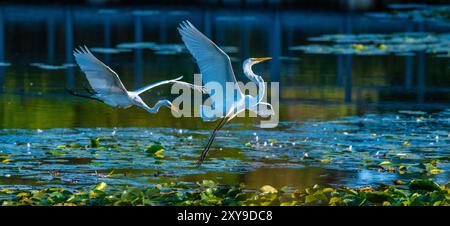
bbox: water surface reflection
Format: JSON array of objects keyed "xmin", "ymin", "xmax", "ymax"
[{"xmin": 0, "ymin": 5, "xmax": 448, "ymax": 129}]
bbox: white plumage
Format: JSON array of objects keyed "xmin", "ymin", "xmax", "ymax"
[
  {"xmin": 70, "ymin": 46, "xmax": 204, "ymax": 113},
  {"xmin": 178, "ymin": 20, "xmax": 274, "ymax": 164}
]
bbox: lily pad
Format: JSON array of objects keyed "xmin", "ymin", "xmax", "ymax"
[
  {"xmin": 260, "ymin": 185, "xmax": 278, "ymax": 194},
  {"xmin": 408, "ymin": 179, "xmax": 441, "ymax": 191}
]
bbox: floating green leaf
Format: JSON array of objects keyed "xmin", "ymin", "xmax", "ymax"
[
  {"xmin": 145, "ymin": 144, "xmax": 165, "ymax": 154},
  {"xmin": 408, "ymin": 179, "xmax": 441, "ymax": 191},
  {"xmin": 90, "ymin": 138, "xmax": 101, "ymax": 148},
  {"xmin": 260, "ymin": 185, "xmax": 278, "ymax": 194},
  {"xmin": 94, "ymin": 182, "xmax": 108, "ymax": 191},
  {"xmin": 379, "ymin": 161, "xmax": 392, "ymax": 166}
]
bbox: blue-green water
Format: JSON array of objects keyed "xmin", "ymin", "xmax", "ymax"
[{"xmin": 1, "ymin": 110, "xmax": 449, "ymax": 192}]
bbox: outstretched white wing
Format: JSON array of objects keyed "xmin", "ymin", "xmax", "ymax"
[
  {"xmin": 132, "ymin": 76, "xmax": 206, "ymax": 95},
  {"xmin": 178, "ymin": 20, "xmax": 243, "ymax": 98},
  {"xmin": 74, "ymin": 46, "xmax": 128, "ymax": 95}
]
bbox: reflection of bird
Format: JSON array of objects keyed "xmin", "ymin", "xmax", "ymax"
[
  {"xmin": 67, "ymin": 46, "xmax": 204, "ymax": 113},
  {"xmin": 178, "ymin": 21, "xmax": 275, "ymax": 165}
]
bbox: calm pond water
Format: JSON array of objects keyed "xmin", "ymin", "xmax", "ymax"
[{"xmin": 0, "ymin": 4, "xmax": 449, "ymax": 192}]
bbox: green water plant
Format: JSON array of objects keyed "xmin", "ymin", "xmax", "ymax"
[{"xmin": 1, "ymin": 179, "xmax": 448, "ymax": 206}]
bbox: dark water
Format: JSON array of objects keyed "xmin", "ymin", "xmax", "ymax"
[{"xmin": 0, "ymin": 5, "xmax": 449, "ymax": 192}]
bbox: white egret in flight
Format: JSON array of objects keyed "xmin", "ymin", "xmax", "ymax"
[
  {"xmin": 67, "ymin": 46, "xmax": 205, "ymax": 113},
  {"xmin": 178, "ymin": 21, "xmax": 275, "ymax": 165}
]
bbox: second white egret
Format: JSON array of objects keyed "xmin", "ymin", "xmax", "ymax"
[{"xmin": 67, "ymin": 46, "xmax": 205, "ymax": 113}]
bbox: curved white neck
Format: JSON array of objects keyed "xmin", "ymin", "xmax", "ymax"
[
  {"xmin": 243, "ymin": 62, "xmax": 256, "ymax": 80},
  {"xmin": 141, "ymin": 100, "xmax": 166, "ymax": 113},
  {"xmin": 243, "ymin": 62, "xmax": 265, "ymax": 103},
  {"xmin": 151, "ymin": 100, "xmax": 167, "ymax": 113}
]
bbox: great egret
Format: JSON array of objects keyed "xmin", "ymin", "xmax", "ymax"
[
  {"xmin": 67, "ymin": 46, "xmax": 205, "ymax": 113},
  {"xmin": 178, "ymin": 21, "xmax": 274, "ymax": 165}
]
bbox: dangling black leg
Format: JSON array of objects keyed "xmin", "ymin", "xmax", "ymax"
[
  {"xmin": 65, "ymin": 88, "xmax": 103, "ymax": 103},
  {"xmin": 196, "ymin": 117, "xmax": 228, "ymax": 166},
  {"xmin": 196, "ymin": 108, "xmax": 247, "ymax": 166}
]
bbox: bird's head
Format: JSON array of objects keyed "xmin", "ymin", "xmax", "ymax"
[
  {"xmin": 243, "ymin": 57, "xmax": 272, "ymax": 81},
  {"xmin": 160, "ymin": 100, "xmax": 179, "ymax": 113},
  {"xmin": 243, "ymin": 57, "xmax": 272, "ymax": 76},
  {"xmin": 245, "ymin": 57, "xmax": 272, "ymax": 66}
]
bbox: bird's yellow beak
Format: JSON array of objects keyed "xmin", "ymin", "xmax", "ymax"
[
  {"xmin": 254, "ymin": 57, "xmax": 272, "ymax": 62},
  {"xmin": 169, "ymin": 104, "xmax": 179, "ymax": 113}
]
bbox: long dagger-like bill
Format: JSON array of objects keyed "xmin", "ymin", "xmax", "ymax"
[{"xmin": 254, "ymin": 57, "xmax": 272, "ymax": 62}]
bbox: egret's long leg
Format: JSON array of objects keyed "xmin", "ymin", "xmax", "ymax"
[
  {"xmin": 65, "ymin": 88, "xmax": 103, "ymax": 103},
  {"xmin": 196, "ymin": 109, "xmax": 247, "ymax": 165},
  {"xmin": 196, "ymin": 117, "xmax": 228, "ymax": 166}
]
